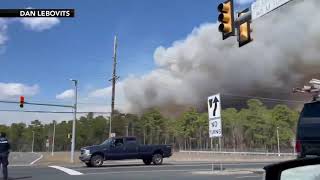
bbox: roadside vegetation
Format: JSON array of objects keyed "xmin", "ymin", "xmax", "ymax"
[{"xmin": 0, "ymin": 99, "xmax": 299, "ymax": 152}]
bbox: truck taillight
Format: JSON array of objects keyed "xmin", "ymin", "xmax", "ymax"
[{"xmin": 295, "ymin": 140, "xmax": 301, "ymax": 153}]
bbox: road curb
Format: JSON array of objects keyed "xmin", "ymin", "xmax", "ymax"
[{"xmin": 192, "ymin": 170, "xmax": 253, "ymax": 175}]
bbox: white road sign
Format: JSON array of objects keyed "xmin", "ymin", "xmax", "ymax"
[
  {"xmin": 208, "ymin": 94, "xmax": 222, "ymax": 137},
  {"xmin": 46, "ymin": 139, "xmax": 49, "ymax": 148},
  {"xmin": 208, "ymin": 94, "xmax": 221, "ymax": 119},
  {"xmin": 251, "ymin": 0, "xmax": 292, "ymax": 20},
  {"xmin": 209, "ymin": 118, "xmax": 222, "ymax": 137}
]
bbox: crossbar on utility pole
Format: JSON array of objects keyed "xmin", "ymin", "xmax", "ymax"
[{"xmin": 109, "ymin": 35, "xmax": 118, "ymax": 138}]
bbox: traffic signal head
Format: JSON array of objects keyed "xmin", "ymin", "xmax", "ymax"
[
  {"xmin": 238, "ymin": 21, "xmax": 252, "ymax": 47},
  {"xmin": 237, "ymin": 10, "xmax": 252, "ymax": 47},
  {"xmin": 217, "ymin": 0, "xmax": 235, "ymax": 40},
  {"xmin": 19, "ymin": 96, "xmax": 24, "ymax": 108}
]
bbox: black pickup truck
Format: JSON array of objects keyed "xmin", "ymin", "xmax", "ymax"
[
  {"xmin": 79, "ymin": 136, "xmax": 172, "ymax": 167},
  {"xmin": 296, "ymin": 101, "xmax": 320, "ymax": 158}
]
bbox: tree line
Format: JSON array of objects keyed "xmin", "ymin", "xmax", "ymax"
[{"xmin": 0, "ymin": 99, "xmax": 299, "ymax": 152}]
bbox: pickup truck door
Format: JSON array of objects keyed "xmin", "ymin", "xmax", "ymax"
[
  {"xmin": 124, "ymin": 137, "xmax": 139, "ymax": 159},
  {"xmin": 108, "ymin": 138, "xmax": 126, "ymax": 160}
]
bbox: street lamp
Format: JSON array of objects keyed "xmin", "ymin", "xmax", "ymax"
[
  {"xmin": 51, "ymin": 121, "xmax": 56, "ymax": 156},
  {"xmin": 32, "ymin": 131, "xmax": 35, "ymax": 153},
  {"xmin": 277, "ymin": 127, "xmax": 280, "ymax": 157},
  {"xmin": 70, "ymin": 79, "xmax": 78, "ymax": 163}
]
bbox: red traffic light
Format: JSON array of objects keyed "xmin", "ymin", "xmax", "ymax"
[{"xmin": 20, "ymin": 96, "xmax": 24, "ymax": 108}]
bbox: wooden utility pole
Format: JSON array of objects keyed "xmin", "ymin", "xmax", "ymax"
[{"xmin": 109, "ymin": 35, "xmax": 118, "ymax": 137}]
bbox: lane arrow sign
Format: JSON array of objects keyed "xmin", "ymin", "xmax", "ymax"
[{"xmin": 213, "ymin": 97, "xmax": 219, "ymax": 117}]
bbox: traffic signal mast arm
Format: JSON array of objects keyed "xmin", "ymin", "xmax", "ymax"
[
  {"xmin": 0, "ymin": 97, "xmax": 74, "ymax": 108},
  {"xmin": 24, "ymin": 101, "xmax": 73, "ymax": 108}
]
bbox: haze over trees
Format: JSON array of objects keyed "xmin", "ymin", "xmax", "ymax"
[{"xmin": 0, "ymin": 99, "xmax": 299, "ymax": 152}]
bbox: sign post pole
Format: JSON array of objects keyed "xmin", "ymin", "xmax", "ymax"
[{"xmin": 208, "ymin": 93, "xmax": 223, "ymax": 172}]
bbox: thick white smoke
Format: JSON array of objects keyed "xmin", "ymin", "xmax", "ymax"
[{"xmin": 122, "ymin": 0, "xmax": 320, "ymax": 113}]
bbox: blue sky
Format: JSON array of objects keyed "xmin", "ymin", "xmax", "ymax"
[{"xmin": 0, "ymin": 0, "xmax": 254, "ymax": 123}]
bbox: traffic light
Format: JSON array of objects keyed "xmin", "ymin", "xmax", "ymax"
[
  {"xmin": 19, "ymin": 96, "xmax": 24, "ymax": 108},
  {"xmin": 217, "ymin": 0, "xmax": 235, "ymax": 40},
  {"xmin": 237, "ymin": 9, "xmax": 252, "ymax": 47},
  {"xmin": 67, "ymin": 133, "xmax": 71, "ymax": 139}
]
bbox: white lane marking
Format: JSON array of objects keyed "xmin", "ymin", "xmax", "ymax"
[
  {"xmin": 49, "ymin": 166, "xmax": 83, "ymax": 175},
  {"xmin": 84, "ymin": 168, "xmax": 211, "ymax": 175},
  {"xmin": 236, "ymin": 175, "xmax": 262, "ymax": 179},
  {"xmin": 9, "ymin": 164, "xmax": 34, "ymax": 167},
  {"xmin": 73, "ymin": 162, "xmax": 267, "ymax": 171},
  {"xmin": 30, "ymin": 153, "xmax": 43, "ymax": 165}
]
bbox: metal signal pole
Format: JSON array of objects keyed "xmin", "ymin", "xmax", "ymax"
[
  {"xmin": 70, "ymin": 79, "xmax": 78, "ymax": 163},
  {"xmin": 109, "ymin": 35, "xmax": 118, "ymax": 138}
]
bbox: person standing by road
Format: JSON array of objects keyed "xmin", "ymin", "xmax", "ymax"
[{"xmin": 0, "ymin": 132, "xmax": 10, "ymax": 180}]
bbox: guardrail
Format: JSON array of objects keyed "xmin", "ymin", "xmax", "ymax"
[{"xmin": 179, "ymin": 150, "xmax": 297, "ymax": 156}]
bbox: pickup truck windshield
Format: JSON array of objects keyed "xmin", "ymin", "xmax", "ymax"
[{"xmin": 101, "ymin": 139, "xmax": 112, "ymax": 145}]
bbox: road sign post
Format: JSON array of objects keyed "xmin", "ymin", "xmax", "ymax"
[
  {"xmin": 208, "ymin": 93, "xmax": 223, "ymax": 171},
  {"xmin": 208, "ymin": 94, "xmax": 222, "ymax": 138},
  {"xmin": 46, "ymin": 139, "xmax": 49, "ymax": 151}
]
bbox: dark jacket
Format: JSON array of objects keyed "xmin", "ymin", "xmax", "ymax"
[{"xmin": 0, "ymin": 137, "xmax": 10, "ymax": 154}]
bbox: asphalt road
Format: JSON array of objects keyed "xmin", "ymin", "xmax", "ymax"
[
  {"xmin": 4, "ymin": 161, "xmax": 268, "ymax": 180},
  {"xmin": 9, "ymin": 152, "xmax": 43, "ymax": 166}
]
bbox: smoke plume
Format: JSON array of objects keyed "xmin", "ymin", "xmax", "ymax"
[{"xmin": 122, "ymin": 0, "xmax": 320, "ymax": 113}]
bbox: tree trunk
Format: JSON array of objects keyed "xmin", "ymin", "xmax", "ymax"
[
  {"xmin": 143, "ymin": 129, "xmax": 146, "ymax": 145},
  {"xmin": 150, "ymin": 129, "xmax": 152, "ymax": 144},
  {"xmin": 199, "ymin": 126, "xmax": 202, "ymax": 150},
  {"xmin": 164, "ymin": 135, "xmax": 167, "ymax": 144},
  {"xmin": 233, "ymin": 128, "xmax": 236, "ymax": 152}
]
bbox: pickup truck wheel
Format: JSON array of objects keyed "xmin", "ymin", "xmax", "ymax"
[
  {"xmin": 85, "ymin": 162, "xmax": 92, "ymax": 167},
  {"xmin": 152, "ymin": 154, "xmax": 163, "ymax": 165},
  {"xmin": 90, "ymin": 155, "xmax": 104, "ymax": 167},
  {"xmin": 143, "ymin": 159, "xmax": 152, "ymax": 165}
]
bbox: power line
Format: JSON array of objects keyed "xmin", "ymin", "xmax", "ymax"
[{"xmin": 0, "ymin": 100, "xmax": 19, "ymax": 104}]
